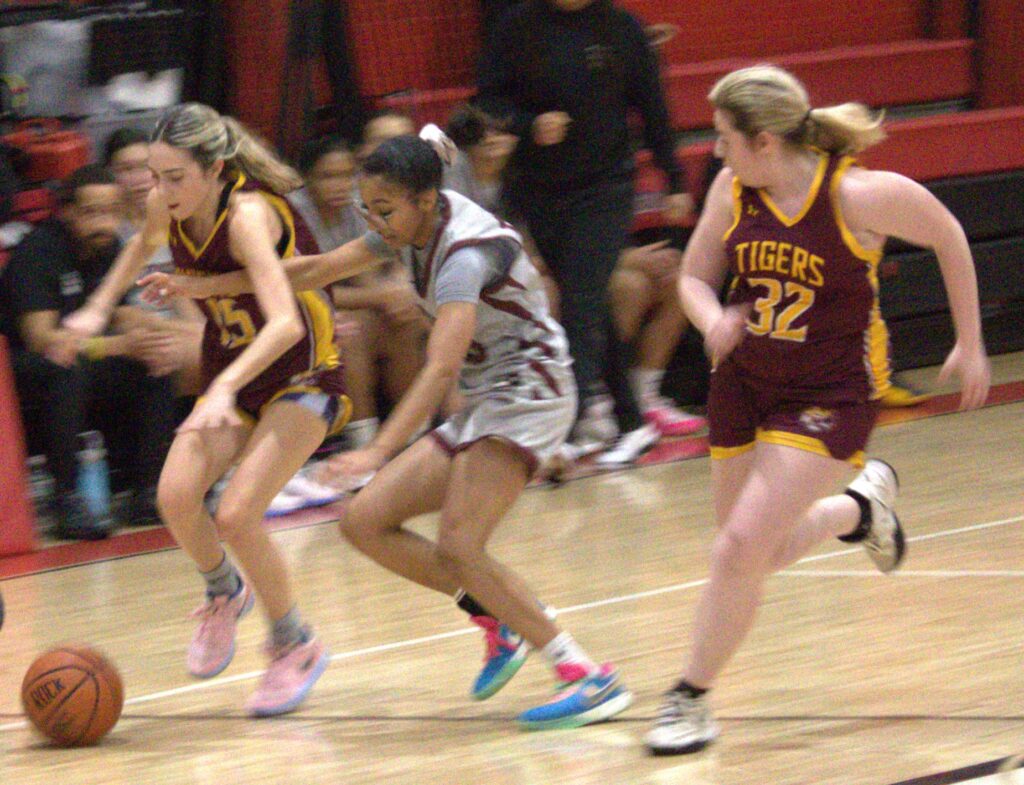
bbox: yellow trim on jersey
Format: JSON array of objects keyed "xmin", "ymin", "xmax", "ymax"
[
  {"xmin": 176, "ymin": 173, "xmax": 248, "ymax": 259},
  {"xmin": 297, "ymin": 289, "xmax": 341, "ymax": 371},
  {"xmin": 830, "ymin": 157, "xmax": 884, "ymax": 265},
  {"xmin": 865, "ymin": 303, "xmax": 891, "ymax": 398},
  {"xmin": 722, "ymin": 176, "xmax": 744, "ymax": 242},
  {"xmin": 709, "ymin": 442, "xmax": 755, "ymax": 460},
  {"xmin": 260, "ymin": 191, "xmax": 298, "ymax": 258},
  {"xmin": 757, "ymin": 428, "xmax": 866, "ymax": 467},
  {"xmin": 758, "ymin": 152, "xmax": 828, "ymax": 227}
]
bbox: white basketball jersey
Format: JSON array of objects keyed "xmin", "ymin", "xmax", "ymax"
[{"xmin": 403, "ymin": 191, "xmax": 573, "ymax": 399}]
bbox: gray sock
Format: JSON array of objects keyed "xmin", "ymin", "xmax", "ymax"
[
  {"xmin": 201, "ymin": 553, "xmax": 242, "ymax": 598},
  {"xmin": 271, "ymin": 606, "xmax": 311, "ymax": 649}
]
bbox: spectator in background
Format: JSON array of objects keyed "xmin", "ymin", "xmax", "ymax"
[
  {"xmin": 610, "ymin": 240, "xmax": 706, "ymax": 436},
  {"xmin": 0, "ymin": 165, "xmax": 177, "ymax": 539},
  {"xmin": 358, "ymin": 110, "xmax": 416, "ymax": 163},
  {"xmin": 98, "ymin": 127, "xmax": 204, "ymax": 396},
  {"xmin": 289, "ymin": 135, "xmax": 428, "ymax": 452},
  {"xmin": 476, "ymin": 0, "xmax": 694, "ymax": 466}
]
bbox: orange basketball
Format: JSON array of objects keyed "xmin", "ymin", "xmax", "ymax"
[{"xmin": 21, "ymin": 645, "xmax": 124, "ymax": 747}]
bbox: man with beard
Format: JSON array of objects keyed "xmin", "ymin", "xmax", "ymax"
[{"xmin": 0, "ymin": 165, "xmax": 177, "ymax": 539}]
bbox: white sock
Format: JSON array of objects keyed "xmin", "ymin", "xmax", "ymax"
[
  {"xmin": 541, "ymin": 631, "xmax": 597, "ymax": 671},
  {"xmin": 630, "ymin": 367, "xmax": 664, "ymax": 407},
  {"xmin": 343, "ymin": 417, "xmax": 379, "ymax": 448}
]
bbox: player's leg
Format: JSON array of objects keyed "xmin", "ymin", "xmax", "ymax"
[
  {"xmin": 436, "ymin": 438, "xmax": 632, "ymax": 728},
  {"xmin": 646, "ymin": 444, "xmax": 850, "ymax": 754},
  {"xmin": 210, "ymin": 397, "xmax": 333, "ymax": 715},
  {"xmin": 156, "ymin": 420, "xmax": 252, "ymax": 678}
]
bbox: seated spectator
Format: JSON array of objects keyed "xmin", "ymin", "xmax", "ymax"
[
  {"xmin": 610, "ymin": 240, "xmax": 706, "ymax": 436},
  {"xmin": 0, "ymin": 165, "xmax": 177, "ymax": 539},
  {"xmin": 290, "ymin": 135, "xmax": 429, "ymax": 451},
  {"xmin": 444, "ymin": 103, "xmax": 517, "ymax": 214},
  {"xmin": 358, "ymin": 110, "xmax": 416, "ymax": 163},
  {"xmin": 99, "ymin": 128, "xmax": 204, "ymax": 395}
]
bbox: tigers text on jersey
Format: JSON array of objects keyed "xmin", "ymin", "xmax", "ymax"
[{"xmin": 723, "ymin": 153, "xmax": 887, "ymax": 403}]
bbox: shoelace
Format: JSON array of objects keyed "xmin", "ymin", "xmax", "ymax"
[
  {"xmin": 190, "ymin": 595, "xmax": 229, "ymax": 629},
  {"xmin": 655, "ymin": 692, "xmax": 700, "ymax": 726},
  {"xmin": 472, "ymin": 616, "xmax": 515, "ymax": 660}
]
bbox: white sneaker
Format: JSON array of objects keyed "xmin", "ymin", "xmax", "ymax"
[
  {"xmin": 594, "ymin": 423, "xmax": 659, "ymax": 467},
  {"xmin": 645, "ymin": 690, "xmax": 719, "ymax": 756},
  {"xmin": 571, "ymin": 394, "xmax": 618, "ymax": 452},
  {"xmin": 844, "ymin": 459, "xmax": 905, "ymax": 573}
]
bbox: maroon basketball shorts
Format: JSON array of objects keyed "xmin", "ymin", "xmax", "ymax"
[{"xmin": 707, "ymin": 359, "xmax": 878, "ymax": 467}]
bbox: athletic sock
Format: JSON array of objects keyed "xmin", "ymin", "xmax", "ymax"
[{"xmin": 201, "ymin": 552, "xmax": 242, "ymax": 598}]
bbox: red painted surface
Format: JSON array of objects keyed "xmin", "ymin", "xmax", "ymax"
[
  {"xmin": 0, "ymin": 336, "xmax": 37, "ymax": 557},
  {"xmin": 977, "ymin": 0, "xmax": 1024, "ymax": 107}
]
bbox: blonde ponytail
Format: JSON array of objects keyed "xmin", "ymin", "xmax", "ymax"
[
  {"xmin": 709, "ymin": 65, "xmax": 886, "ymax": 155},
  {"xmin": 151, "ymin": 103, "xmax": 303, "ymax": 194}
]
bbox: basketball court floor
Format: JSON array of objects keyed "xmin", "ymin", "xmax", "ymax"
[{"xmin": 1, "ymin": 353, "xmax": 1021, "ymax": 785}]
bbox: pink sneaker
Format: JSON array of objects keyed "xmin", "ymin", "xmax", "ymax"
[
  {"xmin": 187, "ymin": 584, "xmax": 255, "ymax": 678},
  {"xmin": 246, "ymin": 636, "xmax": 329, "ymax": 717},
  {"xmin": 643, "ymin": 400, "xmax": 707, "ymax": 437}
]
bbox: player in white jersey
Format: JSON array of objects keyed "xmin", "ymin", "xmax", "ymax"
[{"xmin": 141, "ymin": 133, "xmax": 632, "ymax": 729}]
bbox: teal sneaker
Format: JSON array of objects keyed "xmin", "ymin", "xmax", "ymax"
[
  {"xmin": 470, "ymin": 615, "xmax": 529, "ymax": 700},
  {"xmin": 517, "ymin": 663, "xmax": 633, "ymax": 730}
]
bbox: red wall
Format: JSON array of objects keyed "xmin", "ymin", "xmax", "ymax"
[{"xmin": 621, "ymin": 0, "xmax": 927, "ymax": 64}]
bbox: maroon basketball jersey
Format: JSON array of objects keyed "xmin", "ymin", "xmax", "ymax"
[
  {"xmin": 723, "ymin": 153, "xmax": 885, "ymax": 402},
  {"xmin": 169, "ymin": 174, "xmax": 343, "ymax": 414}
]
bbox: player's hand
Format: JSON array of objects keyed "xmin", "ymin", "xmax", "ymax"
[
  {"xmin": 137, "ymin": 272, "xmax": 204, "ymax": 305},
  {"xmin": 704, "ymin": 303, "xmax": 752, "ymax": 369},
  {"xmin": 177, "ymin": 385, "xmax": 243, "ymax": 432},
  {"xmin": 133, "ymin": 328, "xmax": 184, "ymax": 377},
  {"xmin": 63, "ymin": 304, "xmax": 109, "ymax": 338},
  {"xmin": 937, "ymin": 340, "xmax": 990, "ymax": 411},
  {"xmin": 533, "ymin": 112, "xmax": 571, "ymax": 146},
  {"xmin": 322, "ymin": 446, "xmax": 388, "ymax": 480},
  {"xmin": 375, "ymin": 284, "xmax": 424, "ymax": 326}
]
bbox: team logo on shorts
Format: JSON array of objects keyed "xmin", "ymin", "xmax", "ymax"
[{"xmin": 799, "ymin": 407, "xmax": 835, "ymax": 433}]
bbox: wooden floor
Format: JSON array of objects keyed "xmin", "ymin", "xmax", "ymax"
[{"xmin": 1, "ymin": 354, "xmax": 1022, "ymax": 785}]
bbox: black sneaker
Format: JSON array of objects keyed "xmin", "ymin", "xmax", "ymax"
[{"xmin": 52, "ymin": 494, "xmax": 113, "ymax": 541}]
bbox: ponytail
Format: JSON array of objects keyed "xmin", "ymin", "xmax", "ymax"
[
  {"xmin": 709, "ymin": 65, "xmax": 886, "ymax": 155},
  {"xmin": 152, "ymin": 103, "xmax": 303, "ymax": 194}
]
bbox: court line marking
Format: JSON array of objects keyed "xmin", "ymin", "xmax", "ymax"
[
  {"xmin": 779, "ymin": 570, "xmax": 1024, "ymax": 578},
  {"xmin": 2, "ymin": 512, "xmax": 1021, "ymax": 732}
]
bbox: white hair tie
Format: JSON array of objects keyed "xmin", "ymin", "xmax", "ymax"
[{"xmin": 419, "ymin": 123, "xmax": 456, "ymax": 165}]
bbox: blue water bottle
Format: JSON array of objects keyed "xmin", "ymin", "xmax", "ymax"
[{"xmin": 76, "ymin": 431, "xmax": 111, "ymax": 519}]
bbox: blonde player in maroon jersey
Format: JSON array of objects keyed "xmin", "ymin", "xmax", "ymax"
[
  {"xmin": 645, "ymin": 66, "xmax": 991, "ymax": 755},
  {"xmin": 65, "ymin": 104, "xmax": 346, "ymax": 716}
]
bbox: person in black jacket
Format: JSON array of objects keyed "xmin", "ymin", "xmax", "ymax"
[
  {"xmin": 0, "ymin": 165, "xmax": 177, "ymax": 540},
  {"xmin": 476, "ymin": 0, "xmax": 692, "ymax": 466}
]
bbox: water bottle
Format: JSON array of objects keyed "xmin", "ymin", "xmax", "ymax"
[
  {"xmin": 26, "ymin": 455, "xmax": 57, "ymax": 534},
  {"xmin": 76, "ymin": 431, "xmax": 111, "ymax": 519}
]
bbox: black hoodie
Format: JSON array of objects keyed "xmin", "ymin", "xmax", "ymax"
[{"xmin": 476, "ymin": 0, "xmax": 683, "ymax": 194}]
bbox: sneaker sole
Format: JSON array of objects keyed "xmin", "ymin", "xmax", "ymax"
[
  {"xmin": 249, "ymin": 648, "xmax": 331, "ymax": 718},
  {"xmin": 647, "ymin": 732, "xmax": 718, "ymax": 756},
  {"xmin": 187, "ymin": 588, "xmax": 256, "ymax": 679},
  {"xmin": 471, "ymin": 643, "xmax": 530, "ymax": 701},
  {"xmin": 517, "ymin": 688, "xmax": 634, "ymax": 730}
]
